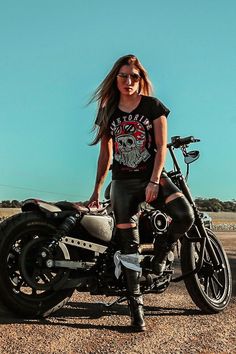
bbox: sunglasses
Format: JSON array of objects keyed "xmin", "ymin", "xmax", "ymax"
[{"xmin": 117, "ymin": 72, "xmax": 141, "ymax": 82}]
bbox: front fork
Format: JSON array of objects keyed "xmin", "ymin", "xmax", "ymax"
[
  {"xmin": 193, "ymin": 217, "xmax": 220, "ymax": 268},
  {"xmin": 178, "ymin": 173, "xmax": 220, "ymax": 268}
]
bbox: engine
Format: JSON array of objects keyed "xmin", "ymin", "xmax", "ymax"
[{"xmin": 139, "ymin": 209, "xmax": 170, "ymax": 244}]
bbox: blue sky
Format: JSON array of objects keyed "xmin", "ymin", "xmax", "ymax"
[{"xmin": 0, "ymin": 0, "xmax": 235, "ymax": 202}]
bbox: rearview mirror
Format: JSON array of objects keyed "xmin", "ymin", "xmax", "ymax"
[{"xmin": 184, "ymin": 150, "xmax": 200, "ymax": 164}]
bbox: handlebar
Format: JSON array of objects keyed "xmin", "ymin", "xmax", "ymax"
[{"xmin": 167, "ymin": 136, "xmax": 200, "ymax": 148}]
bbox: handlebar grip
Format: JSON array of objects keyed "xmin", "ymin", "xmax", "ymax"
[
  {"xmin": 179, "ymin": 136, "xmax": 195, "ymax": 144},
  {"xmin": 168, "ymin": 136, "xmax": 200, "ymax": 148}
]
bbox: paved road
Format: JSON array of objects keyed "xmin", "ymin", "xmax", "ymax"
[{"xmin": 0, "ymin": 233, "xmax": 235, "ymax": 354}]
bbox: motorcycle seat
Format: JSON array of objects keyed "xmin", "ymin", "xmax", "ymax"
[{"xmin": 55, "ymin": 201, "xmax": 108, "ymax": 215}]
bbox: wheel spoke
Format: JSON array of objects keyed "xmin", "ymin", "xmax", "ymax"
[
  {"xmin": 203, "ymin": 276, "xmax": 210, "ymax": 295},
  {"xmin": 203, "ymin": 260, "xmax": 212, "ymax": 267},
  {"xmin": 212, "ymin": 273, "xmax": 224, "ymax": 289},
  {"xmin": 43, "ymin": 269, "xmax": 54, "ymax": 281},
  {"xmin": 39, "ymin": 273, "xmax": 50, "ymax": 284},
  {"xmin": 209, "ymin": 277, "xmax": 218, "ymax": 299}
]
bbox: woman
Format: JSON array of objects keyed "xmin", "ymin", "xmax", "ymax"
[{"xmin": 88, "ymin": 54, "xmax": 194, "ymax": 332}]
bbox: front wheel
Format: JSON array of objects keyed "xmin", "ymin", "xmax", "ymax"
[
  {"xmin": 0, "ymin": 212, "xmax": 74, "ymax": 318},
  {"xmin": 181, "ymin": 229, "xmax": 232, "ymax": 313}
]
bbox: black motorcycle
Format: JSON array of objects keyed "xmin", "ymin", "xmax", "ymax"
[{"xmin": 0, "ymin": 136, "xmax": 232, "ymax": 318}]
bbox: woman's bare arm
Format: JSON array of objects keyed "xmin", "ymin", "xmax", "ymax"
[
  {"xmin": 145, "ymin": 116, "xmax": 167, "ymax": 203},
  {"xmin": 89, "ymin": 135, "xmax": 113, "ymax": 207}
]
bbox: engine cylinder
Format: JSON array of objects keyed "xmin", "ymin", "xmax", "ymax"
[
  {"xmin": 139, "ymin": 209, "xmax": 169, "ymax": 243},
  {"xmin": 150, "ymin": 210, "xmax": 169, "ymax": 233}
]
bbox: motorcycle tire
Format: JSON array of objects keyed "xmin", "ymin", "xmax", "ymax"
[
  {"xmin": 0, "ymin": 212, "xmax": 74, "ymax": 318},
  {"xmin": 181, "ymin": 228, "xmax": 232, "ymax": 313}
]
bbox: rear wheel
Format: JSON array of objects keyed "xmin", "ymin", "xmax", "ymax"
[
  {"xmin": 0, "ymin": 212, "xmax": 74, "ymax": 318},
  {"xmin": 181, "ymin": 229, "xmax": 232, "ymax": 313}
]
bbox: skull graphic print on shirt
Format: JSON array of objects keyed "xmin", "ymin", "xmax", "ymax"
[{"xmin": 110, "ymin": 114, "xmax": 152, "ymax": 169}]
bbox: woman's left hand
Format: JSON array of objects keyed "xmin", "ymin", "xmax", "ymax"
[{"xmin": 145, "ymin": 182, "xmax": 159, "ymax": 203}]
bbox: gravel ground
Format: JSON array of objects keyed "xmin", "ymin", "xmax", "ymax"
[{"xmin": 0, "ymin": 232, "xmax": 235, "ymax": 354}]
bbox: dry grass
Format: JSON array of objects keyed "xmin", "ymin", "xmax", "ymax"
[
  {"xmin": 0, "ymin": 208, "xmax": 21, "ymax": 218},
  {"xmin": 208, "ymin": 211, "xmax": 236, "ymax": 224}
]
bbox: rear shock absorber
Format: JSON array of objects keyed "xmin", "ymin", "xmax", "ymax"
[
  {"xmin": 46, "ymin": 215, "xmax": 78, "ymax": 253},
  {"xmin": 59, "ymin": 216, "xmax": 78, "ymax": 235}
]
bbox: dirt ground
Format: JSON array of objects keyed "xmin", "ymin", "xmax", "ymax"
[{"xmin": 0, "ymin": 232, "xmax": 235, "ymax": 354}]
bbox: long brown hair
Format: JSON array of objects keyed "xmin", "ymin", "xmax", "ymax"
[{"xmin": 89, "ymin": 54, "xmax": 153, "ymax": 145}]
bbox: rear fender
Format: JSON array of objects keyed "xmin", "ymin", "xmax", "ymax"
[{"xmin": 22, "ymin": 199, "xmax": 62, "ymax": 214}]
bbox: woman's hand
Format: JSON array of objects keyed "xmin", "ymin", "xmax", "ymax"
[
  {"xmin": 87, "ymin": 190, "xmax": 100, "ymax": 208},
  {"xmin": 145, "ymin": 182, "xmax": 159, "ymax": 203}
]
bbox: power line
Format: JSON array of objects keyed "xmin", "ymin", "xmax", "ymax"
[{"xmin": 0, "ymin": 183, "xmax": 88, "ymax": 199}]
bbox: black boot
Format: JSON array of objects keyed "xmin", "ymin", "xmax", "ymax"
[
  {"xmin": 152, "ymin": 239, "xmax": 176, "ymax": 275},
  {"xmin": 128, "ymin": 295, "xmax": 146, "ymax": 332},
  {"xmin": 116, "ymin": 228, "xmax": 145, "ymax": 331},
  {"xmin": 125, "ymin": 268, "xmax": 146, "ymax": 332}
]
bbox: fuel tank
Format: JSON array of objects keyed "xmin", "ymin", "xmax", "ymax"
[{"xmin": 80, "ymin": 214, "xmax": 114, "ymax": 243}]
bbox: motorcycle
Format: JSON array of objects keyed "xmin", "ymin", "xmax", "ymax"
[{"xmin": 0, "ymin": 136, "xmax": 232, "ymax": 318}]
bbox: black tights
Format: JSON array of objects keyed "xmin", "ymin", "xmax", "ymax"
[
  {"xmin": 111, "ymin": 177, "xmax": 194, "ymax": 254},
  {"xmin": 112, "ymin": 177, "xmax": 194, "ymax": 297},
  {"xmin": 164, "ymin": 196, "xmax": 194, "ymax": 243}
]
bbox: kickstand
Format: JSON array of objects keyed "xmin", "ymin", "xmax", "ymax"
[{"xmin": 96, "ymin": 296, "xmax": 127, "ymax": 308}]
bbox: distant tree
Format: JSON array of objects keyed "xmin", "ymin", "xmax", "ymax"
[
  {"xmin": 11, "ymin": 200, "xmax": 22, "ymax": 208},
  {"xmin": 0, "ymin": 200, "xmax": 22, "ymax": 208},
  {"xmin": 1, "ymin": 200, "xmax": 11, "ymax": 208},
  {"xmin": 224, "ymin": 200, "xmax": 236, "ymax": 212},
  {"xmin": 195, "ymin": 197, "xmax": 236, "ymax": 212},
  {"xmin": 209, "ymin": 198, "xmax": 223, "ymax": 212}
]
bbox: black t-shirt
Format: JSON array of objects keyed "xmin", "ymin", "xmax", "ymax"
[{"xmin": 98, "ymin": 95, "xmax": 170, "ymax": 180}]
